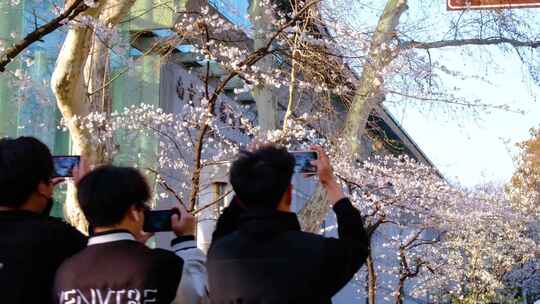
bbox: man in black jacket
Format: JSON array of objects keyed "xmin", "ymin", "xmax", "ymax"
[
  {"xmin": 54, "ymin": 165, "xmax": 208, "ymax": 304},
  {"xmin": 207, "ymin": 145, "xmax": 369, "ymax": 304},
  {"xmin": 0, "ymin": 137, "xmax": 87, "ymax": 304}
]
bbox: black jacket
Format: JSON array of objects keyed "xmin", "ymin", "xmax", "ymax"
[
  {"xmin": 53, "ymin": 230, "xmax": 209, "ymax": 304},
  {"xmin": 207, "ymin": 198, "xmax": 369, "ymax": 304},
  {"xmin": 0, "ymin": 210, "xmax": 87, "ymax": 304}
]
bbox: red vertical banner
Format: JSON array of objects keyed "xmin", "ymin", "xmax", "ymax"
[{"xmin": 448, "ymin": 0, "xmax": 540, "ymax": 9}]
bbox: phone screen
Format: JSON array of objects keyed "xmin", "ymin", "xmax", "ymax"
[
  {"xmin": 143, "ymin": 209, "xmax": 179, "ymax": 233},
  {"xmin": 291, "ymin": 151, "xmax": 318, "ymax": 174},
  {"xmin": 52, "ymin": 156, "xmax": 81, "ymax": 177}
]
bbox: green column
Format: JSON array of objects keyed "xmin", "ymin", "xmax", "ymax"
[
  {"xmin": 128, "ymin": 0, "xmax": 187, "ymax": 31},
  {"xmin": 0, "ymin": 72, "xmax": 18, "ymax": 138},
  {"xmin": 0, "ymin": 0, "xmax": 23, "ymax": 138},
  {"xmin": 112, "ymin": 54, "xmax": 161, "ymax": 167}
]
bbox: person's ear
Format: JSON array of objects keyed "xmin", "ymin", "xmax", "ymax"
[
  {"xmin": 129, "ymin": 205, "xmax": 143, "ymax": 223},
  {"xmin": 285, "ymin": 184, "xmax": 293, "ymax": 206},
  {"xmin": 36, "ymin": 180, "xmax": 53, "ymax": 198}
]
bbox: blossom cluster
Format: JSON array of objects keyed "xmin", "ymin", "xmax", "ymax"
[{"xmin": 64, "ymin": 96, "xmax": 539, "ymax": 302}]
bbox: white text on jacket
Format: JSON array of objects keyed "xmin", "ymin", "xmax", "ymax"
[{"xmin": 59, "ymin": 288, "xmax": 158, "ymax": 304}]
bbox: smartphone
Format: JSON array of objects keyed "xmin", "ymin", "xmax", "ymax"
[
  {"xmin": 290, "ymin": 151, "xmax": 318, "ymax": 174},
  {"xmin": 52, "ymin": 156, "xmax": 81, "ymax": 178},
  {"xmin": 143, "ymin": 209, "xmax": 180, "ymax": 233}
]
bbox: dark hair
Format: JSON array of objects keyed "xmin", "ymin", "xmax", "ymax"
[
  {"xmin": 230, "ymin": 145, "xmax": 295, "ymax": 209},
  {"xmin": 77, "ymin": 166, "xmax": 150, "ymax": 227},
  {"xmin": 0, "ymin": 137, "xmax": 54, "ymax": 208}
]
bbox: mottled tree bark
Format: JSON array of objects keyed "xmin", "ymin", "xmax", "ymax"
[
  {"xmin": 299, "ymin": 0, "xmax": 408, "ymax": 233},
  {"xmin": 366, "ymin": 249, "xmax": 377, "ymax": 304},
  {"xmin": 51, "ymin": 0, "xmax": 136, "ymax": 231}
]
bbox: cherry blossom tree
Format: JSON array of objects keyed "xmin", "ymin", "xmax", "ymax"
[
  {"xmin": 414, "ymin": 185, "xmax": 537, "ymax": 303},
  {"xmin": 0, "ymin": 1, "xmax": 539, "ymax": 302},
  {"xmin": 72, "ymin": 100, "xmax": 537, "ymax": 303},
  {"xmin": 1, "ymin": 0, "xmax": 326, "ymax": 227},
  {"xmin": 506, "ymin": 128, "xmax": 540, "ymax": 302},
  {"xmin": 299, "ymin": 0, "xmax": 540, "ymax": 236},
  {"xmin": 3, "ymin": 0, "xmax": 539, "ymax": 229}
]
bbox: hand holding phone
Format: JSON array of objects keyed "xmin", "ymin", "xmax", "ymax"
[
  {"xmin": 309, "ymin": 146, "xmax": 345, "ymax": 204},
  {"xmin": 143, "ymin": 209, "xmax": 180, "ymax": 233},
  {"xmin": 72, "ymin": 157, "xmax": 90, "ymax": 183},
  {"xmin": 171, "ymin": 206, "xmax": 196, "ymax": 237}
]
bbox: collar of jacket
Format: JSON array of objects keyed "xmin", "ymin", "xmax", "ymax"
[
  {"xmin": 238, "ymin": 208, "xmax": 301, "ymax": 240},
  {"xmin": 88, "ymin": 229, "xmax": 135, "ymax": 246}
]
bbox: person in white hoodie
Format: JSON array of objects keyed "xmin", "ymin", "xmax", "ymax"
[{"xmin": 53, "ymin": 165, "xmax": 208, "ymax": 304}]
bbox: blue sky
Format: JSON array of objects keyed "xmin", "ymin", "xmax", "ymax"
[
  {"xmin": 327, "ymin": 0, "xmax": 540, "ymax": 186},
  {"xmin": 386, "ymin": 46, "xmax": 540, "ymax": 186}
]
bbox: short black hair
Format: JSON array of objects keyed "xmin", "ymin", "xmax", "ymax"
[
  {"xmin": 0, "ymin": 137, "xmax": 54, "ymax": 208},
  {"xmin": 77, "ymin": 166, "xmax": 150, "ymax": 227},
  {"xmin": 230, "ymin": 145, "xmax": 295, "ymax": 209}
]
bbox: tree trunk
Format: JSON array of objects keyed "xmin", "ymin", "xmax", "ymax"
[
  {"xmin": 341, "ymin": 0, "xmax": 407, "ymax": 157},
  {"xmin": 51, "ymin": 0, "xmax": 136, "ymax": 231},
  {"xmin": 85, "ymin": 25, "xmax": 115, "ymax": 165},
  {"xmin": 282, "ymin": 34, "xmax": 298, "ymax": 132},
  {"xmin": 250, "ymin": 0, "xmax": 280, "ymax": 131},
  {"xmin": 394, "ymin": 277, "xmax": 405, "ymax": 304},
  {"xmin": 365, "ymin": 270, "xmax": 370, "ymax": 304},
  {"xmin": 298, "ymin": 0, "xmax": 408, "ymax": 232},
  {"xmin": 366, "ymin": 249, "xmax": 377, "ymax": 304},
  {"xmin": 283, "ymin": 4, "xmax": 306, "ymax": 132},
  {"xmin": 395, "ymin": 248, "xmax": 406, "ymax": 304},
  {"xmin": 395, "ymin": 266, "xmax": 405, "ymax": 304},
  {"xmin": 51, "ymin": 7, "xmax": 96, "ymax": 232}
]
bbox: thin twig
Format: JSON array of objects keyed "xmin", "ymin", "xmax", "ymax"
[
  {"xmin": 87, "ymin": 35, "xmax": 170, "ymax": 96},
  {"xmin": 147, "ymin": 167, "xmax": 186, "ymax": 207}
]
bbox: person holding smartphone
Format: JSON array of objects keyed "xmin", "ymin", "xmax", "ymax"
[
  {"xmin": 53, "ymin": 165, "xmax": 208, "ymax": 304},
  {"xmin": 0, "ymin": 137, "xmax": 87, "ymax": 304},
  {"xmin": 207, "ymin": 145, "xmax": 369, "ymax": 304}
]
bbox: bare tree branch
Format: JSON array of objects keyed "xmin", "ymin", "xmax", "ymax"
[
  {"xmin": 147, "ymin": 167, "xmax": 186, "ymax": 207},
  {"xmin": 402, "ymin": 228, "xmax": 425, "ymax": 248},
  {"xmin": 0, "ymin": 0, "xmax": 89, "ymax": 72},
  {"xmin": 403, "ymin": 37, "xmax": 540, "ymax": 50},
  {"xmin": 192, "ymin": 190, "xmax": 233, "ymax": 215}
]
